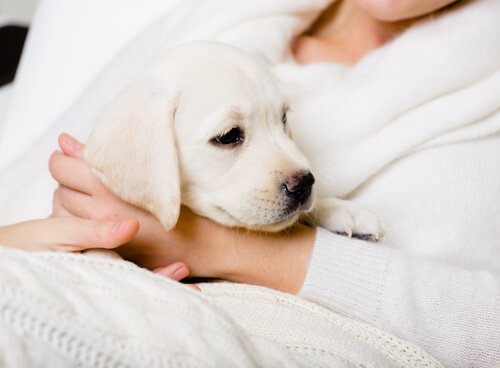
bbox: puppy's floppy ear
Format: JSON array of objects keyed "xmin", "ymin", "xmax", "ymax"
[{"xmin": 85, "ymin": 81, "xmax": 181, "ymax": 230}]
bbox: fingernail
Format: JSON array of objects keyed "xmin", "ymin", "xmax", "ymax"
[
  {"xmin": 173, "ymin": 265, "xmax": 189, "ymax": 280},
  {"xmin": 61, "ymin": 133, "xmax": 76, "ymax": 149},
  {"xmin": 111, "ymin": 221, "xmax": 126, "ymax": 234}
]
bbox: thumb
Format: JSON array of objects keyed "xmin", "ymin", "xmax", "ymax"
[
  {"xmin": 58, "ymin": 133, "xmax": 85, "ymax": 159},
  {"xmin": 39, "ymin": 217, "xmax": 140, "ymax": 251}
]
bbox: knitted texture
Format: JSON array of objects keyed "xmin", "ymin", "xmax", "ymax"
[
  {"xmin": 0, "ymin": 247, "xmax": 444, "ymax": 368},
  {"xmin": 301, "ymin": 229, "xmax": 500, "ymax": 367},
  {"xmin": 0, "ymin": 1, "xmax": 498, "ymax": 367},
  {"xmin": 272, "ymin": 1, "xmax": 500, "ymax": 366}
]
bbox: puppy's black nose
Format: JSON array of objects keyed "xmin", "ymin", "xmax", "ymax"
[{"xmin": 283, "ymin": 171, "xmax": 315, "ymax": 205}]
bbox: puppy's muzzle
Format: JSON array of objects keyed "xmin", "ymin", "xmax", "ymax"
[{"xmin": 283, "ymin": 171, "xmax": 315, "ymax": 206}]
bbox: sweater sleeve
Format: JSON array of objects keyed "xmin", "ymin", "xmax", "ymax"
[{"xmin": 300, "ymin": 227, "xmax": 500, "ymax": 368}]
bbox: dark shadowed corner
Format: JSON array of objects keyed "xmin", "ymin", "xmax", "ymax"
[{"xmin": 0, "ymin": 24, "xmax": 28, "ymax": 87}]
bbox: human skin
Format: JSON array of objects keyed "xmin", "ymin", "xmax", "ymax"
[
  {"xmin": 50, "ymin": 134, "xmax": 315, "ymax": 293},
  {"xmin": 2, "ymin": 0, "xmax": 460, "ymax": 293},
  {"xmin": 0, "ymin": 216, "xmax": 138, "ymax": 252},
  {"xmin": 293, "ymin": 0, "xmax": 459, "ymax": 65},
  {"xmin": 0, "ymin": 216, "xmax": 191, "ymax": 282}
]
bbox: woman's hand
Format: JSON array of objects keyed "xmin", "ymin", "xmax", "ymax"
[
  {"xmin": 50, "ymin": 134, "xmax": 209, "ymax": 273},
  {"xmin": 0, "ymin": 216, "xmax": 192, "ymax": 282},
  {"xmin": 50, "ymin": 133, "xmax": 316, "ymax": 293},
  {"xmin": 0, "ymin": 217, "xmax": 138, "ymax": 252}
]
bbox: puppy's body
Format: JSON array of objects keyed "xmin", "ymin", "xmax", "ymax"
[{"xmin": 86, "ymin": 42, "xmax": 382, "ymax": 239}]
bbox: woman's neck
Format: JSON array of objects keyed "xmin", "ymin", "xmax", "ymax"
[{"xmin": 293, "ymin": 0, "xmax": 414, "ymax": 65}]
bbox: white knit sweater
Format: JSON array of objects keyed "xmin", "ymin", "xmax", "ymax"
[
  {"xmin": 278, "ymin": 1, "xmax": 500, "ymax": 367},
  {"xmin": 0, "ymin": 246, "xmax": 444, "ymax": 368},
  {"xmin": 0, "ymin": 1, "xmax": 499, "ymax": 367},
  {"xmin": 279, "ymin": 2, "xmax": 500, "ymax": 366}
]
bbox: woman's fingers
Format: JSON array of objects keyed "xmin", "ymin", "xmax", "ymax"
[
  {"xmin": 153, "ymin": 262, "xmax": 201, "ymax": 291},
  {"xmin": 40, "ymin": 217, "xmax": 139, "ymax": 251},
  {"xmin": 59, "ymin": 132, "xmax": 85, "ymax": 159},
  {"xmin": 51, "ymin": 134, "xmax": 100, "ymax": 196},
  {"xmin": 49, "ymin": 150, "xmax": 103, "ymax": 196},
  {"xmin": 153, "ymin": 262, "xmax": 190, "ymax": 281},
  {"xmin": 51, "ymin": 188, "xmax": 73, "ymax": 217},
  {"xmin": 0, "ymin": 218, "xmax": 139, "ymax": 252},
  {"xmin": 54, "ymin": 185, "xmax": 95, "ymax": 219}
]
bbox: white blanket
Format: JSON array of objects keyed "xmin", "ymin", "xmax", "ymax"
[
  {"xmin": 0, "ymin": 0, "xmax": 499, "ymax": 366},
  {"xmin": 0, "ymin": 246, "xmax": 443, "ymax": 368},
  {"xmin": 0, "ymin": 0, "xmax": 330, "ymax": 222}
]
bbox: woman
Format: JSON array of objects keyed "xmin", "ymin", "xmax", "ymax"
[{"xmin": 1, "ymin": 0, "xmax": 499, "ymax": 366}]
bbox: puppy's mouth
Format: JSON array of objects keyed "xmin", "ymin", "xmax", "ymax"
[
  {"xmin": 285, "ymin": 193, "xmax": 314, "ymax": 214},
  {"xmin": 213, "ymin": 204, "xmax": 302, "ymax": 232}
]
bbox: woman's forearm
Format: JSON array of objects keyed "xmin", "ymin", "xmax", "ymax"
[
  {"xmin": 198, "ymin": 222, "xmax": 316, "ymax": 294},
  {"xmin": 50, "ymin": 133, "xmax": 317, "ymax": 293}
]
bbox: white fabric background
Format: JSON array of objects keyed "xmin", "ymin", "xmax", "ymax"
[
  {"xmin": 0, "ymin": 0, "xmax": 327, "ymax": 223},
  {"xmin": 0, "ymin": 0, "xmax": 181, "ymax": 168}
]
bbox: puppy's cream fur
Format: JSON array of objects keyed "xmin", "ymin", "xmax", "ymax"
[
  {"xmin": 86, "ymin": 42, "xmax": 314, "ymax": 232},
  {"xmin": 86, "ymin": 42, "xmax": 382, "ymax": 238}
]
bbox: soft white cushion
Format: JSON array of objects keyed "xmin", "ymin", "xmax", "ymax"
[
  {"xmin": 0, "ymin": 0, "xmax": 323, "ymax": 223},
  {"xmin": 0, "ymin": 0, "xmax": 185, "ymax": 224},
  {"xmin": 0, "ymin": 0, "xmax": 180, "ymax": 170},
  {"xmin": 0, "ymin": 84, "xmax": 13, "ymax": 139}
]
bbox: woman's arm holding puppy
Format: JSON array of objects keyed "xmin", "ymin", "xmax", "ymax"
[
  {"xmin": 51, "ymin": 135, "xmax": 500, "ymax": 367},
  {"xmin": 51, "ymin": 134, "xmax": 316, "ymax": 294},
  {"xmin": 0, "ymin": 186, "xmax": 191, "ymax": 282}
]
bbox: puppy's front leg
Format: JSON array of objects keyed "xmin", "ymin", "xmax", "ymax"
[{"xmin": 302, "ymin": 198, "xmax": 384, "ymax": 242}]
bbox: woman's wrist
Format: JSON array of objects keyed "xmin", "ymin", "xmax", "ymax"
[
  {"xmin": 0, "ymin": 221, "xmax": 46, "ymax": 251},
  {"xmin": 0, "ymin": 224, "xmax": 19, "ymax": 248},
  {"xmin": 202, "ymin": 223, "xmax": 316, "ymax": 294},
  {"xmin": 49, "ymin": 134, "xmax": 316, "ymax": 293}
]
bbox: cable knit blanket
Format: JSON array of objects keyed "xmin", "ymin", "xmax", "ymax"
[
  {"xmin": 1, "ymin": 0, "xmax": 499, "ymax": 366},
  {"xmin": 0, "ymin": 246, "xmax": 443, "ymax": 368}
]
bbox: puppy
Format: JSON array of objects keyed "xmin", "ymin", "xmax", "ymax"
[{"xmin": 85, "ymin": 41, "xmax": 382, "ymax": 240}]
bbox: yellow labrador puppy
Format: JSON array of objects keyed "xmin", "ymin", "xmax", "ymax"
[{"xmin": 85, "ymin": 42, "xmax": 382, "ymax": 240}]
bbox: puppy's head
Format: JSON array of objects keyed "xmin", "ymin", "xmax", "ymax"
[{"xmin": 86, "ymin": 41, "xmax": 314, "ymax": 232}]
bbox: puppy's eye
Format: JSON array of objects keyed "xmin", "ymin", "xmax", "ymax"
[
  {"xmin": 212, "ymin": 127, "xmax": 244, "ymax": 146},
  {"xmin": 281, "ymin": 112, "xmax": 287, "ymax": 125}
]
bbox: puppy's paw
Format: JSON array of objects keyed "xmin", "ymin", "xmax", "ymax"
[{"xmin": 305, "ymin": 198, "xmax": 384, "ymax": 242}]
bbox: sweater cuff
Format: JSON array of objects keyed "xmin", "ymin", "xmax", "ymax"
[{"xmin": 299, "ymin": 227, "xmax": 393, "ymax": 324}]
